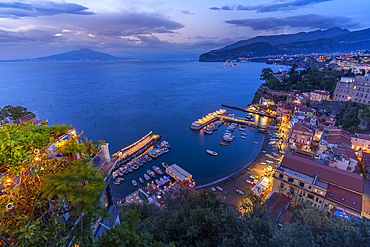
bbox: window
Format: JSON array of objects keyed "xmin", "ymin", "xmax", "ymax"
[
  {"xmin": 307, "ymin": 194, "xmax": 314, "ymax": 200},
  {"xmin": 308, "ymin": 186, "xmax": 312, "ymax": 190},
  {"xmin": 290, "ymin": 187, "xmax": 295, "ymax": 195},
  {"xmin": 341, "ymin": 197, "xmax": 345, "ymax": 201},
  {"xmin": 353, "ymin": 201, "xmax": 357, "ymax": 205},
  {"xmin": 279, "ymin": 173, "xmax": 284, "ymax": 179},
  {"xmin": 280, "ymin": 182, "xmax": 285, "ymax": 189},
  {"xmin": 330, "ymin": 193, "xmax": 333, "ymax": 196},
  {"xmin": 299, "ymin": 182, "xmax": 304, "ymax": 188},
  {"xmin": 315, "ymin": 197, "xmax": 319, "ymax": 202},
  {"xmin": 288, "ymin": 177, "xmax": 294, "ymax": 184}
]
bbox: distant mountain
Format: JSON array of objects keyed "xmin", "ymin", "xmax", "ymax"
[
  {"xmin": 33, "ymin": 48, "xmax": 122, "ymax": 61},
  {"xmin": 217, "ymin": 27, "xmax": 349, "ymax": 51},
  {"xmin": 331, "ymin": 28, "xmax": 370, "ymax": 42},
  {"xmin": 276, "ymin": 38, "xmax": 345, "ymax": 54},
  {"xmin": 199, "ymin": 42, "xmax": 282, "ymax": 62}
]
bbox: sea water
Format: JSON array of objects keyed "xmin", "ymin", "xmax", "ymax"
[{"xmin": 0, "ymin": 60, "xmax": 287, "ymax": 197}]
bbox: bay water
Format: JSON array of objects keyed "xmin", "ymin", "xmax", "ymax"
[{"xmin": 0, "ymin": 61, "xmax": 286, "ymax": 197}]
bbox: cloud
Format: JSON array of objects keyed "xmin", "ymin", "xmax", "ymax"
[
  {"xmin": 0, "ymin": 1, "xmax": 94, "ymax": 18},
  {"xmin": 225, "ymin": 14, "xmax": 360, "ymax": 30},
  {"xmin": 210, "ymin": 0, "xmax": 331, "ymax": 13},
  {"xmin": 181, "ymin": 10, "xmax": 194, "ymax": 15}
]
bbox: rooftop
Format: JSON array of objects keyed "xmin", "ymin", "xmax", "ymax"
[{"xmin": 312, "ymin": 90, "xmax": 330, "ymax": 96}]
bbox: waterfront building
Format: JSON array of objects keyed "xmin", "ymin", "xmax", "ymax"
[
  {"xmin": 276, "ymin": 101, "xmax": 292, "ymax": 120},
  {"xmin": 333, "ymin": 75, "xmax": 370, "ymax": 104},
  {"xmin": 317, "ymin": 126, "xmax": 352, "ymax": 154},
  {"xmin": 310, "ymin": 90, "xmax": 331, "ymax": 101},
  {"xmin": 166, "ymin": 164, "xmax": 193, "ymax": 184},
  {"xmin": 288, "ymin": 122, "xmax": 314, "ymax": 149},
  {"xmin": 351, "ymin": 133, "xmax": 370, "ymax": 152},
  {"xmin": 271, "ymin": 154, "xmax": 363, "ymax": 217}
]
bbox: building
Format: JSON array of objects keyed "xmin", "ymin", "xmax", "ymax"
[
  {"xmin": 289, "ymin": 122, "xmax": 314, "ymax": 148},
  {"xmin": 351, "ymin": 133, "xmax": 370, "ymax": 152},
  {"xmin": 333, "ymin": 75, "xmax": 370, "ymax": 104},
  {"xmin": 271, "ymin": 154, "xmax": 363, "ymax": 216},
  {"xmin": 316, "ymin": 147, "xmax": 358, "ymax": 172},
  {"xmin": 264, "ymin": 192, "xmax": 291, "ymax": 222},
  {"xmin": 317, "ymin": 126, "xmax": 352, "ymax": 154},
  {"xmin": 166, "ymin": 164, "xmax": 193, "ymax": 184},
  {"xmin": 295, "ymin": 105, "xmax": 316, "ymax": 118},
  {"xmin": 310, "ymin": 90, "xmax": 330, "ymax": 101},
  {"xmin": 276, "ymin": 101, "xmax": 292, "ymax": 119}
]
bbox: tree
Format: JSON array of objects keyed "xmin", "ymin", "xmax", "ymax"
[
  {"xmin": 0, "ymin": 105, "xmax": 32, "ymax": 121},
  {"xmin": 0, "ymin": 122, "xmax": 107, "ymax": 246},
  {"xmin": 260, "ymin": 68, "xmax": 274, "ymax": 82}
]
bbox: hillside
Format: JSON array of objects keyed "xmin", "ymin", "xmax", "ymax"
[
  {"xmin": 217, "ymin": 27, "xmax": 349, "ymax": 51},
  {"xmin": 199, "ymin": 42, "xmax": 282, "ymax": 62},
  {"xmin": 332, "ymin": 28, "xmax": 370, "ymax": 42}
]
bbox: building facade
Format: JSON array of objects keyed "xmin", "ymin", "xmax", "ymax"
[
  {"xmin": 310, "ymin": 90, "xmax": 330, "ymax": 101},
  {"xmin": 271, "ymin": 154, "xmax": 363, "ymax": 216},
  {"xmin": 333, "ymin": 75, "xmax": 370, "ymax": 104}
]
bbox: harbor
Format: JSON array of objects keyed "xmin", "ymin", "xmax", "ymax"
[{"xmin": 189, "ymin": 109, "xmax": 227, "ymax": 130}]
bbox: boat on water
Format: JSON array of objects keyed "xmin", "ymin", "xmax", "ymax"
[
  {"xmin": 266, "ymin": 160, "xmax": 274, "ymax": 164},
  {"xmin": 155, "ymin": 179, "xmax": 162, "ymax": 186},
  {"xmin": 236, "ymin": 189, "xmax": 244, "ymax": 195},
  {"xmin": 139, "ymin": 177, "xmax": 144, "ymax": 184},
  {"xmin": 161, "ymin": 162, "xmax": 169, "ymax": 169},
  {"xmin": 241, "ymin": 136, "xmax": 246, "ymax": 139},
  {"xmin": 258, "ymin": 129, "xmax": 269, "ymax": 134},
  {"xmin": 114, "ymin": 179, "xmax": 120, "ymax": 185},
  {"xmin": 224, "ymin": 59, "xmax": 233, "ymax": 67},
  {"xmin": 127, "ymin": 167, "xmax": 133, "ymax": 173},
  {"xmin": 160, "ymin": 178, "xmax": 166, "ymax": 184},
  {"xmin": 234, "ymin": 63, "xmax": 239, "ymax": 65},
  {"xmin": 268, "ymin": 141, "xmax": 276, "ymax": 145},
  {"xmin": 112, "ymin": 171, "xmax": 118, "ymax": 178},
  {"xmin": 241, "ymin": 132, "xmax": 247, "ymax": 136},
  {"xmin": 223, "ymin": 136, "xmax": 233, "ymax": 142},
  {"xmin": 147, "ymin": 170, "xmax": 155, "ymax": 178},
  {"xmin": 219, "ymin": 142, "xmax": 228, "ymax": 146},
  {"xmin": 216, "ymin": 186, "xmax": 223, "ymax": 191},
  {"xmin": 206, "ymin": 150, "xmax": 218, "ymax": 156},
  {"xmin": 262, "ymin": 150, "xmax": 266, "ymax": 153},
  {"xmin": 144, "ymin": 174, "xmax": 151, "ymax": 180},
  {"xmin": 132, "ymin": 180, "xmax": 138, "ymax": 187},
  {"xmin": 153, "ymin": 166, "xmax": 163, "ymax": 175},
  {"xmin": 254, "ymin": 142, "xmax": 258, "ymax": 144}
]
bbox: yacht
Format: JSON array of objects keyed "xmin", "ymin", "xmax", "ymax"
[
  {"xmin": 241, "ymin": 136, "xmax": 246, "ymax": 139},
  {"xmin": 241, "ymin": 133, "xmax": 247, "ymax": 136},
  {"xmin": 147, "ymin": 170, "xmax": 156, "ymax": 178},
  {"xmin": 153, "ymin": 166, "xmax": 163, "ymax": 175},
  {"xmin": 132, "ymin": 180, "xmax": 138, "ymax": 187},
  {"xmin": 206, "ymin": 150, "xmax": 218, "ymax": 156}
]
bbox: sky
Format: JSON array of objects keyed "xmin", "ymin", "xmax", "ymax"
[{"xmin": 0, "ymin": 0, "xmax": 369, "ymax": 60}]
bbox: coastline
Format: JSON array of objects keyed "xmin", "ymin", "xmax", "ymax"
[{"xmin": 194, "ymin": 134, "xmax": 266, "ymax": 189}]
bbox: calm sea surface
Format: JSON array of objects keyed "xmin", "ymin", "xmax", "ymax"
[{"xmin": 0, "ymin": 61, "xmax": 286, "ymax": 198}]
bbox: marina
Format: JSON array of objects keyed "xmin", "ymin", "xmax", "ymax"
[{"xmin": 189, "ymin": 109, "xmax": 227, "ymax": 130}]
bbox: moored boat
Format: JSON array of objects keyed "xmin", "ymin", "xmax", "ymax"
[
  {"xmin": 254, "ymin": 141, "xmax": 258, "ymax": 144},
  {"xmin": 132, "ymin": 180, "xmax": 138, "ymax": 187},
  {"xmin": 147, "ymin": 170, "xmax": 155, "ymax": 178},
  {"xmin": 219, "ymin": 142, "xmax": 228, "ymax": 146},
  {"xmin": 241, "ymin": 132, "xmax": 247, "ymax": 136},
  {"xmin": 153, "ymin": 166, "xmax": 163, "ymax": 175},
  {"xmin": 206, "ymin": 150, "xmax": 217, "ymax": 156},
  {"xmin": 241, "ymin": 136, "xmax": 246, "ymax": 139},
  {"xmin": 139, "ymin": 177, "xmax": 144, "ymax": 184},
  {"xmin": 161, "ymin": 162, "xmax": 169, "ymax": 169},
  {"xmin": 144, "ymin": 174, "xmax": 151, "ymax": 180}
]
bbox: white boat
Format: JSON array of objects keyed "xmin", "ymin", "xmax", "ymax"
[
  {"xmin": 160, "ymin": 178, "xmax": 166, "ymax": 184},
  {"xmin": 161, "ymin": 162, "xmax": 169, "ymax": 169},
  {"xmin": 236, "ymin": 189, "xmax": 244, "ymax": 195},
  {"xmin": 153, "ymin": 166, "xmax": 163, "ymax": 175},
  {"xmin": 147, "ymin": 170, "xmax": 156, "ymax": 178},
  {"xmin": 112, "ymin": 171, "xmax": 118, "ymax": 178},
  {"xmin": 132, "ymin": 180, "xmax": 138, "ymax": 187},
  {"xmin": 268, "ymin": 141, "xmax": 276, "ymax": 145},
  {"xmin": 241, "ymin": 136, "xmax": 246, "ymax": 139},
  {"xmin": 206, "ymin": 150, "xmax": 217, "ymax": 156},
  {"xmin": 266, "ymin": 160, "xmax": 274, "ymax": 163},
  {"xmin": 144, "ymin": 174, "xmax": 151, "ymax": 180},
  {"xmin": 241, "ymin": 133, "xmax": 247, "ymax": 136},
  {"xmin": 204, "ymin": 129, "xmax": 213, "ymax": 134},
  {"xmin": 211, "ymin": 187, "xmax": 217, "ymax": 191},
  {"xmin": 216, "ymin": 186, "xmax": 223, "ymax": 191},
  {"xmin": 139, "ymin": 177, "xmax": 144, "ymax": 184},
  {"xmin": 155, "ymin": 179, "xmax": 162, "ymax": 186},
  {"xmin": 254, "ymin": 141, "xmax": 258, "ymax": 144}
]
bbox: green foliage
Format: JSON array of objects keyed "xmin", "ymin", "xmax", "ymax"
[
  {"xmin": 94, "ymin": 209, "xmax": 173, "ymax": 247},
  {"xmin": 335, "ymin": 101, "xmax": 370, "ymax": 133},
  {"xmin": 0, "ymin": 122, "xmax": 107, "ymax": 246},
  {"xmin": 0, "ymin": 105, "xmax": 32, "ymax": 121}
]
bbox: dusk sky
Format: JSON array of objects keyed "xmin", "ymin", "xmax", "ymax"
[{"xmin": 0, "ymin": 0, "xmax": 369, "ymax": 60}]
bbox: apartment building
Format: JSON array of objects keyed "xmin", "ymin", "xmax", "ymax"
[
  {"xmin": 289, "ymin": 122, "xmax": 314, "ymax": 148},
  {"xmin": 351, "ymin": 133, "xmax": 370, "ymax": 151},
  {"xmin": 310, "ymin": 90, "xmax": 330, "ymax": 101},
  {"xmin": 271, "ymin": 154, "xmax": 363, "ymax": 216},
  {"xmin": 333, "ymin": 75, "xmax": 370, "ymax": 104}
]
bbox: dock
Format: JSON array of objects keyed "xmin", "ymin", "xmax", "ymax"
[
  {"xmin": 113, "ymin": 131, "xmax": 161, "ymax": 167},
  {"xmin": 189, "ymin": 109, "xmax": 227, "ymax": 130},
  {"xmin": 221, "ymin": 104, "xmax": 276, "ymax": 119},
  {"xmin": 216, "ymin": 114, "xmax": 279, "ymax": 130}
]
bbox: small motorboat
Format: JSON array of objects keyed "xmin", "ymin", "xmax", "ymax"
[
  {"xmin": 241, "ymin": 136, "xmax": 246, "ymax": 139},
  {"xmin": 216, "ymin": 186, "xmax": 223, "ymax": 191},
  {"xmin": 144, "ymin": 174, "xmax": 151, "ymax": 180},
  {"xmin": 114, "ymin": 179, "xmax": 120, "ymax": 185},
  {"xmin": 153, "ymin": 166, "xmax": 163, "ymax": 175},
  {"xmin": 139, "ymin": 177, "xmax": 144, "ymax": 184},
  {"xmin": 127, "ymin": 167, "xmax": 133, "ymax": 173},
  {"xmin": 147, "ymin": 170, "xmax": 156, "ymax": 178},
  {"xmin": 241, "ymin": 133, "xmax": 247, "ymax": 136},
  {"xmin": 254, "ymin": 142, "xmax": 258, "ymax": 144},
  {"xmin": 132, "ymin": 180, "xmax": 138, "ymax": 187},
  {"xmin": 206, "ymin": 150, "xmax": 217, "ymax": 156},
  {"xmin": 155, "ymin": 179, "xmax": 162, "ymax": 186},
  {"xmin": 219, "ymin": 142, "xmax": 228, "ymax": 146},
  {"xmin": 211, "ymin": 187, "xmax": 216, "ymax": 191},
  {"xmin": 161, "ymin": 162, "xmax": 169, "ymax": 169},
  {"xmin": 236, "ymin": 189, "xmax": 244, "ymax": 195}
]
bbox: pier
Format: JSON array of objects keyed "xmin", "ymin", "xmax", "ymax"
[
  {"xmin": 221, "ymin": 104, "xmax": 277, "ymax": 119},
  {"xmin": 216, "ymin": 114, "xmax": 279, "ymax": 130},
  {"xmin": 189, "ymin": 109, "xmax": 227, "ymax": 130},
  {"xmin": 112, "ymin": 131, "xmax": 161, "ymax": 167}
]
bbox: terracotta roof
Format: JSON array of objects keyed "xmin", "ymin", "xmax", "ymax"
[
  {"xmin": 362, "ymin": 152, "xmax": 370, "ymax": 166},
  {"xmin": 326, "ymin": 184, "xmax": 362, "ymax": 213},
  {"xmin": 292, "ymin": 150, "xmax": 314, "ymax": 160},
  {"xmin": 325, "ymin": 135, "xmax": 352, "ymax": 147},
  {"xmin": 297, "ymin": 106, "xmax": 315, "ymax": 113},
  {"xmin": 312, "ymin": 90, "xmax": 330, "ymax": 96},
  {"xmin": 355, "ymin": 133, "xmax": 370, "ymax": 141},
  {"xmin": 292, "ymin": 122, "xmax": 312, "ymax": 133},
  {"xmin": 265, "ymin": 192, "xmax": 291, "ymax": 220},
  {"xmin": 279, "ymin": 154, "xmax": 363, "ymax": 193},
  {"xmin": 331, "ymin": 147, "xmax": 358, "ymax": 160}
]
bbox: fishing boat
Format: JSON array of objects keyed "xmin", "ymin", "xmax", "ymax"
[
  {"xmin": 144, "ymin": 174, "xmax": 151, "ymax": 180},
  {"xmin": 132, "ymin": 180, "xmax": 138, "ymax": 187},
  {"xmin": 219, "ymin": 142, "xmax": 228, "ymax": 146},
  {"xmin": 206, "ymin": 150, "xmax": 218, "ymax": 156},
  {"xmin": 147, "ymin": 170, "xmax": 155, "ymax": 178},
  {"xmin": 224, "ymin": 59, "xmax": 233, "ymax": 67},
  {"xmin": 139, "ymin": 177, "xmax": 144, "ymax": 184}
]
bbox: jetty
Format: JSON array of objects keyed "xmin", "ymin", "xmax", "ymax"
[
  {"xmin": 189, "ymin": 109, "xmax": 227, "ymax": 130},
  {"xmin": 113, "ymin": 131, "xmax": 161, "ymax": 167},
  {"xmin": 216, "ymin": 114, "xmax": 279, "ymax": 130},
  {"xmin": 221, "ymin": 104, "xmax": 276, "ymax": 119}
]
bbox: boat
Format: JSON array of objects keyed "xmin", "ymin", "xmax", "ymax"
[
  {"xmin": 219, "ymin": 142, "xmax": 228, "ymax": 146},
  {"xmin": 266, "ymin": 160, "xmax": 274, "ymax": 164},
  {"xmin": 262, "ymin": 150, "xmax": 266, "ymax": 153},
  {"xmin": 268, "ymin": 141, "xmax": 276, "ymax": 145},
  {"xmin": 236, "ymin": 189, "xmax": 244, "ymax": 195},
  {"xmin": 254, "ymin": 142, "xmax": 258, "ymax": 144},
  {"xmin": 147, "ymin": 170, "xmax": 156, "ymax": 178},
  {"xmin": 224, "ymin": 59, "xmax": 233, "ymax": 67},
  {"xmin": 112, "ymin": 171, "xmax": 118, "ymax": 178},
  {"xmin": 139, "ymin": 177, "xmax": 144, "ymax": 184},
  {"xmin": 161, "ymin": 162, "xmax": 169, "ymax": 169},
  {"xmin": 153, "ymin": 166, "xmax": 163, "ymax": 175},
  {"xmin": 211, "ymin": 187, "xmax": 216, "ymax": 191},
  {"xmin": 234, "ymin": 63, "xmax": 239, "ymax": 65},
  {"xmin": 204, "ymin": 129, "xmax": 213, "ymax": 134},
  {"xmin": 258, "ymin": 129, "xmax": 269, "ymax": 134},
  {"xmin": 261, "ymin": 162, "xmax": 266, "ymax": 165},
  {"xmin": 127, "ymin": 167, "xmax": 133, "ymax": 173},
  {"xmin": 216, "ymin": 186, "xmax": 223, "ymax": 191},
  {"xmin": 160, "ymin": 178, "xmax": 166, "ymax": 184},
  {"xmin": 114, "ymin": 179, "xmax": 120, "ymax": 185},
  {"xmin": 206, "ymin": 150, "xmax": 217, "ymax": 156},
  {"xmin": 241, "ymin": 136, "xmax": 246, "ymax": 139},
  {"xmin": 223, "ymin": 136, "xmax": 233, "ymax": 142},
  {"xmin": 155, "ymin": 179, "xmax": 162, "ymax": 186},
  {"xmin": 132, "ymin": 180, "xmax": 138, "ymax": 187},
  {"xmin": 241, "ymin": 132, "xmax": 247, "ymax": 136},
  {"xmin": 144, "ymin": 174, "xmax": 151, "ymax": 180}
]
